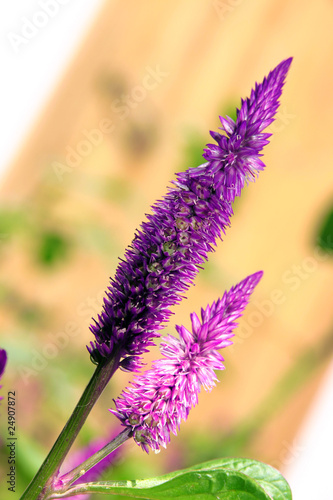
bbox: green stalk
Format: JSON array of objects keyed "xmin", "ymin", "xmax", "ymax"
[
  {"xmin": 21, "ymin": 352, "xmax": 121, "ymax": 500},
  {"xmin": 58, "ymin": 428, "xmax": 131, "ymax": 491},
  {"xmin": 44, "ymin": 481, "xmax": 132, "ymax": 500}
]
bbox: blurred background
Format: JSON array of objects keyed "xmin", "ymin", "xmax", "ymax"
[{"xmin": 1, "ymin": 1, "xmax": 333, "ymax": 498}]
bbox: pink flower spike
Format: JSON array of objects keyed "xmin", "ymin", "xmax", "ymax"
[{"xmin": 111, "ymin": 271, "xmax": 263, "ymax": 452}]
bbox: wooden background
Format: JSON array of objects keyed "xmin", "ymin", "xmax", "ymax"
[{"xmin": 1, "ymin": 0, "xmax": 333, "ymax": 490}]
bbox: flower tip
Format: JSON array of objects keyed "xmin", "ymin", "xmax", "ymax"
[
  {"xmin": 274, "ymin": 57, "xmax": 293, "ymax": 80},
  {"xmin": 248, "ymin": 270, "xmax": 264, "ymax": 288},
  {"xmin": 253, "ymin": 269, "xmax": 264, "ymax": 281},
  {"xmin": 284, "ymin": 56, "xmax": 293, "ymax": 66},
  {"xmin": 238, "ymin": 271, "xmax": 263, "ymax": 296}
]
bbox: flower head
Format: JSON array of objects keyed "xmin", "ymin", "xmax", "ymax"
[
  {"xmin": 203, "ymin": 58, "xmax": 292, "ymax": 201},
  {"xmin": 88, "ymin": 59, "xmax": 291, "ymax": 371},
  {"xmin": 111, "ymin": 271, "xmax": 263, "ymax": 452}
]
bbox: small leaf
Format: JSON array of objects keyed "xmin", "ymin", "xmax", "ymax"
[{"xmin": 59, "ymin": 458, "xmax": 291, "ymax": 500}]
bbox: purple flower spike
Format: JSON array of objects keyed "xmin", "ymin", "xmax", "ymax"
[
  {"xmin": 203, "ymin": 58, "xmax": 292, "ymax": 202},
  {"xmin": 88, "ymin": 175, "xmax": 233, "ymax": 369},
  {"xmin": 111, "ymin": 271, "xmax": 263, "ymax": 452},
  {"xmin": 88, "ymin": 59, "xmax": 291, "ymax": 371}
]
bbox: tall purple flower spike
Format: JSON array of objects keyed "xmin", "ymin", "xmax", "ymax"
[
  {"xmin": 111, "ymin": 271, "xmax": 263, "ymax": 452},
  {"xmin": 88, "ymin": 59, "xmax": 291, "ymax": 371}
]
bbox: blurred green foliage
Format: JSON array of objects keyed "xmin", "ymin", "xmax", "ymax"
[
  {"xmin": 179, "ymin": 128, "xmax": 207, "ymax": 171},
  {"xmin": 315, "ymin": 202, "xmax": 333, "ymax": 254},
  {"xmin": 36, "ymin": 231, "xmax": 70, "ymax": 267},
  {"xmin": 103, "ymin": 177, "xmax": 133, "ymax": 205},
  {"xmin": 0, "ymin": 284, "xmax": 46, "ymax": 327},
  {"xmin": 0, "ymin": 208, "xmax": 27, "ymax": 237},
  {"xmin": 220, "ymin": 102, "xmax": 238, "ymax": 124}
]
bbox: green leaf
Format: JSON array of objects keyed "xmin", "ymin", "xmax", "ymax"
[
  {"xmin": 59, "ymin": 458, "xmax": 292, "ymax": 500},
  {"xmin": 188, "ymin": 458, "xmax": 291, "ymax": 500}
]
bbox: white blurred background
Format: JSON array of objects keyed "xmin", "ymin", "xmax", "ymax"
[{"xmin": 0, "ymin": 1, "xmax": 104, "ymax": 179}]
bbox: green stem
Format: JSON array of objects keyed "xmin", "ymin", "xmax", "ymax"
[
  {"xmin": 21, "ymin": 352, "xmax": 121, "ymax": 500},
  {"xmin": 44, "ymin": 481, "xmax": 134, "ymax": 499},
  {"xmin": 58, "ymin": 428, "xmax": 131, "ymax": 490}
]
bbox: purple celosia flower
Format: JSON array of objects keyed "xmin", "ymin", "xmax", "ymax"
[
  {"xmin": 0, "ymin": 348, "xmax": 7, "ymax": 403},
  {"xmin": 111, "ymin": 271, "xmax": 263, "ymax": 452},
  {"xmin": 88, "ymin": 59, "xmax": 291, "ymax": 371}
]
